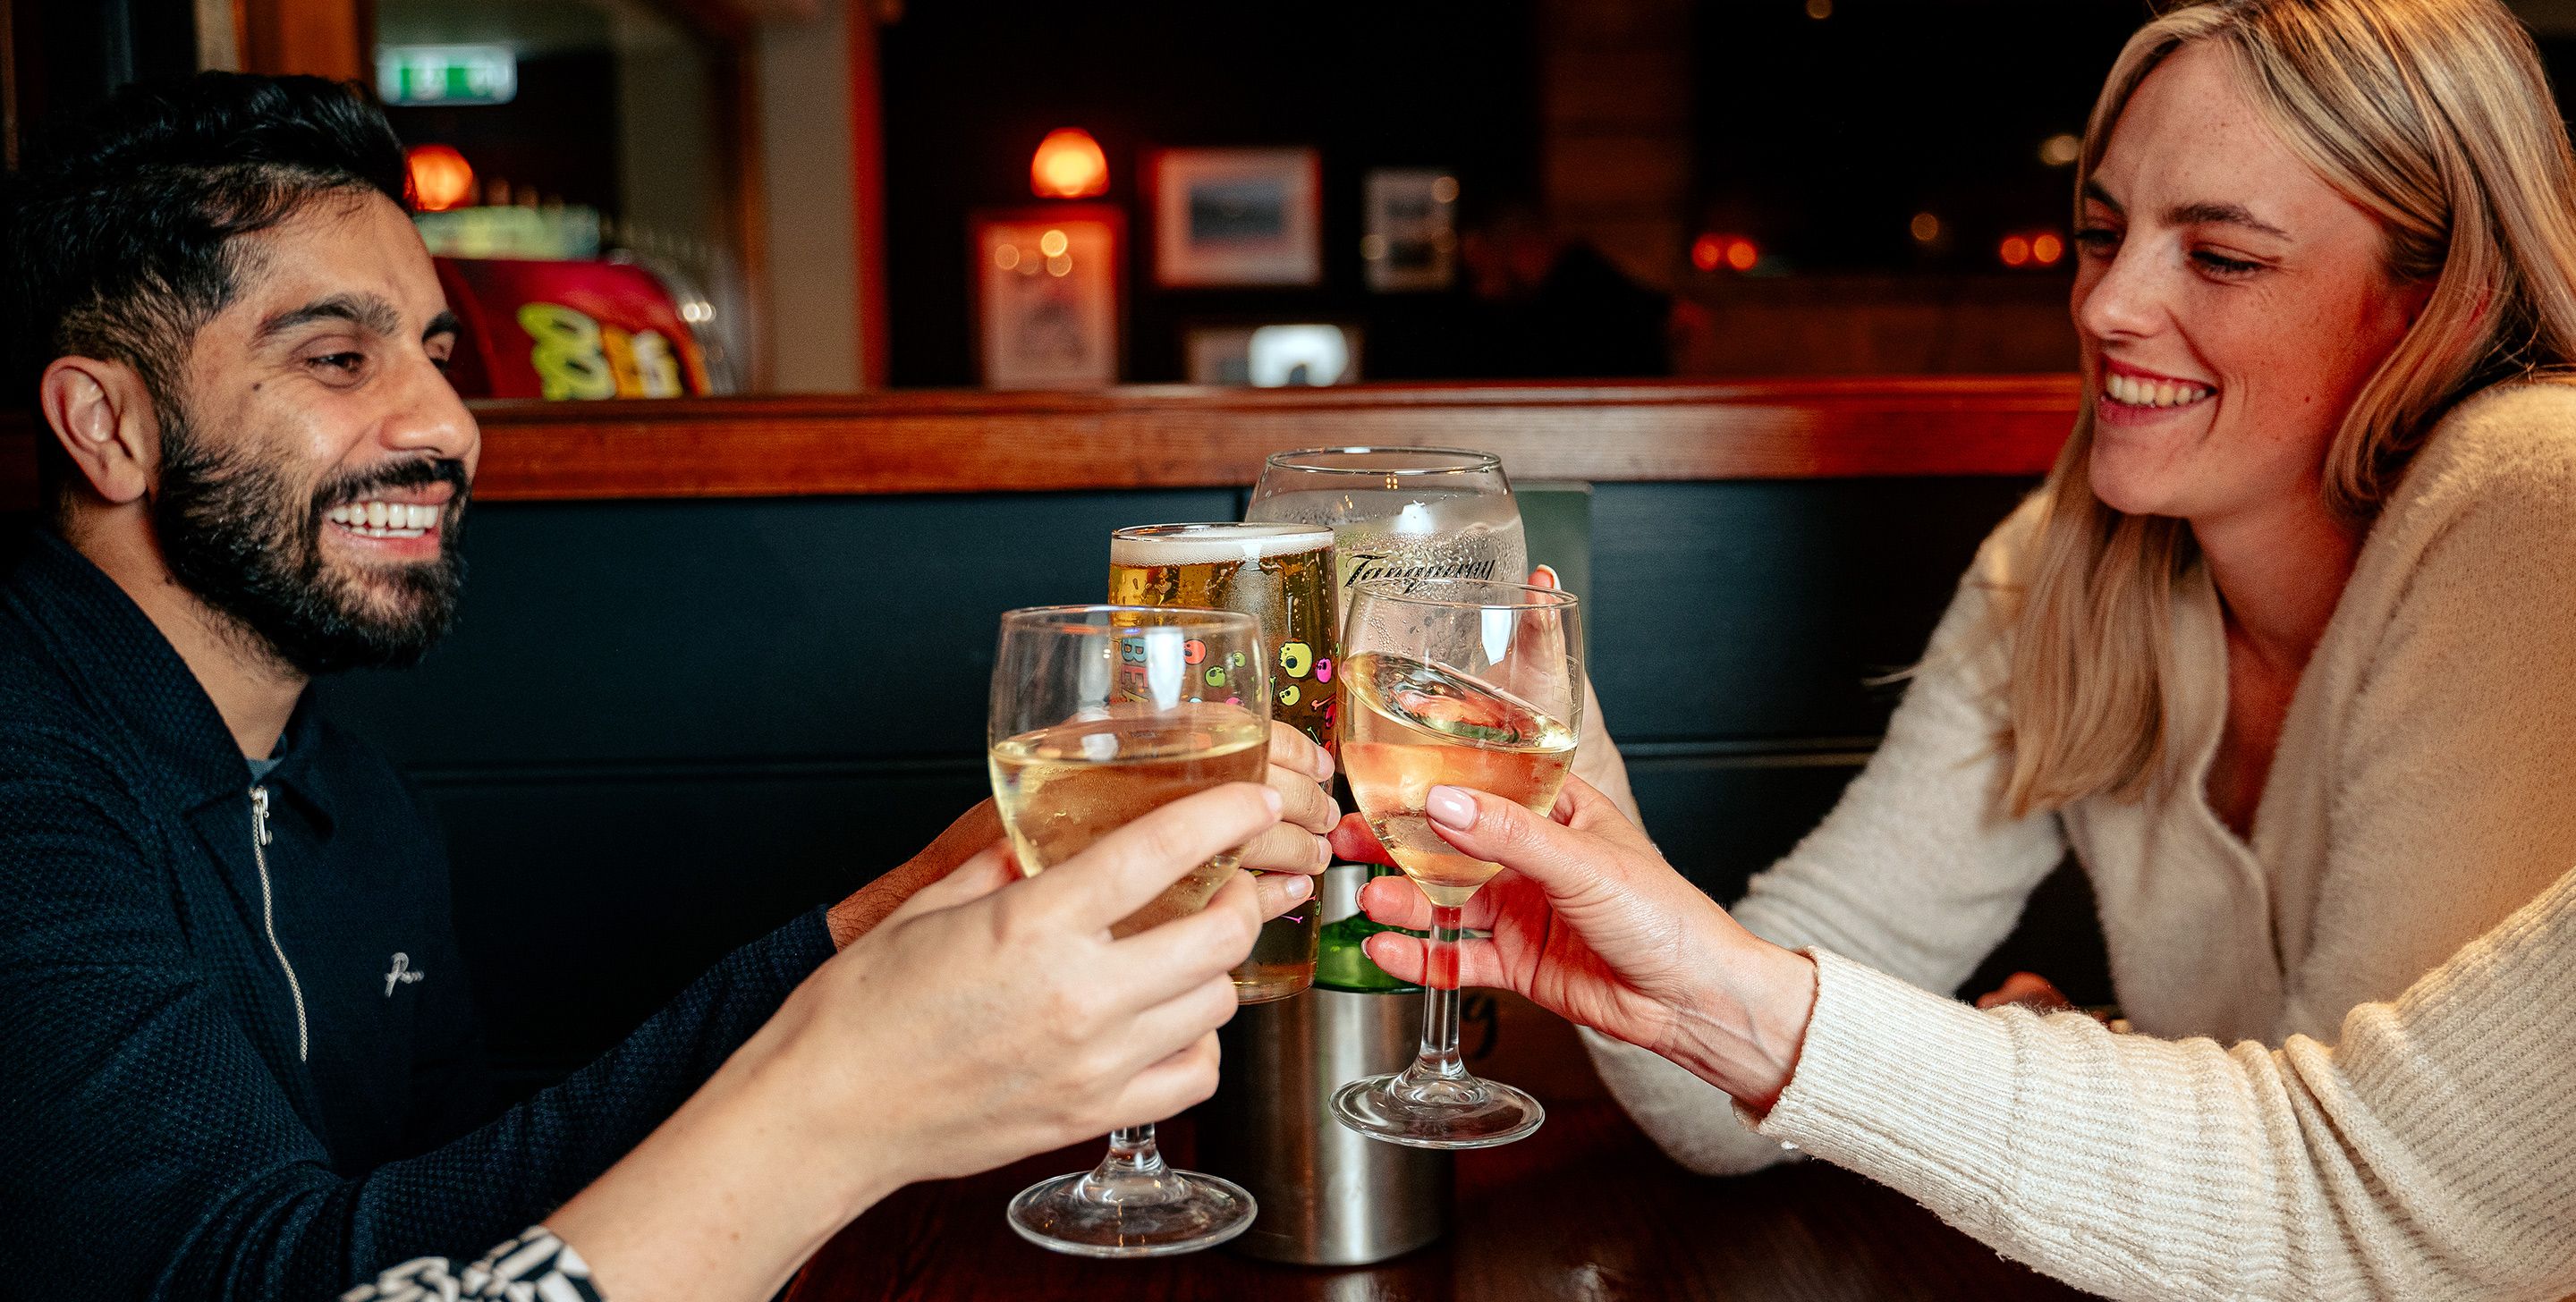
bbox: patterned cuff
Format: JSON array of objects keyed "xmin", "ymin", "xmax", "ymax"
[{"xmin": 343, "ymin": 1225, "xmax": 605, "ymax": 1302}]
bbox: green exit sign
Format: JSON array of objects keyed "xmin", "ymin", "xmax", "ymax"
[{"xmin": 377, "ymin": 46, "xmax": 518, "ymax": 106}]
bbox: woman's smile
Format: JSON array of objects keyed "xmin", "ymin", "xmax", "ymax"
[{"xmin": 2095, "ymin": 358, "xmax": 2218, "ymax": 426}]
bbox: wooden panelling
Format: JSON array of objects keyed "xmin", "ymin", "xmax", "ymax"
[
  {"xmin": 1545, "ymin": 53, "xmax": 1694, "ymax": 131},
  {"xmin": 238, "ymin": 0, "xmax": 363, "ymax": 80},
  {"xmin": 1674, "ymin": 277, "xmax": 2082, "ymax": 376},
  {"xmin": 1538, "ymin": 0, "xmax": 1692, "ymax": 290},
  {"xmin": 0, "ymin": 377, "xmax": 2081, "ymax": 510}
]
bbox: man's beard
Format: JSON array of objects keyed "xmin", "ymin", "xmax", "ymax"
[{"xmin": 150, "ymin": 408, "xmax": 470, "ymax": 678}]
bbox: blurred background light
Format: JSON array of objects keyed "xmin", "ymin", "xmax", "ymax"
[
  {"xmin": 405, "ymin": 143, "xmax": 476, "ymax": 213},
  {"xmin": 1910, "ymin": 212, "xmax": 1941, "ymax": 243},
  {"xmin": 1249, "ymin": 325, "xmax": 1353, "ymax": 386},
  {"xmin": 377, "ymin": 44, "xmax": 518, "ymax": 107},
  {"xmin": 2030, "ymin": 232, "xmax": 2064, "ymax": 265},
  {"xmin": 1692, "ymin": 233, "xmax": 1759, "ymax": 272},
  {"xmin": 1999, "ymin": 234, "xmax": 2031, "ymax": 266},
  {"xmin": 1030, "ymin": 127, "xmax": 1110, "ymax": 199},
  {"xmin": 2038, "ymin": 132, "xmax": 2083, "ymax": 166}
]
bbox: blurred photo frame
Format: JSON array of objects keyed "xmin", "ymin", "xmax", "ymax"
[
  {"xmin": 970, "ymin": 205, "xmax": 1125, "ymax": 390},
  {"xmin": 1362, "ymin": 168, "xmax": 1459, "ymax": 292},
  {"xmin": 1184, "ymin": 322, "xmax": 1362, "ymax": 386},
  {"xmin": 1150, "ymin": 148, "xmax": 1323, "ymax": 288}
]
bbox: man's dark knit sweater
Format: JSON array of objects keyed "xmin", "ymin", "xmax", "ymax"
[{"xmin": 0, "ymin": 528, "xmax": 838, "ymax": 1299}]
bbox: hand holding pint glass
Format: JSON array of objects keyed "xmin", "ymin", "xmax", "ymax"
[
  {"xmin": 1109, "ymin": 523, "xmax": 1339, "ymax": 1002},
  {"xmin": 986, "ymin": 604, "xmax": 1271, "ymax": 1256}
]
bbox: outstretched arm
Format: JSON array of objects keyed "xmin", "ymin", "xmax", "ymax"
[
  {"xmin": 1350, "ymin": 777, "xmax": 2576, "ymax": 1301},
  {"xmin": 1568, "ymin": 515, "xmax": 2068, "ymax": 1175},
  {"xmin": 349, "ymin": 784, "xmax": 1295, "ymax": 1302}
]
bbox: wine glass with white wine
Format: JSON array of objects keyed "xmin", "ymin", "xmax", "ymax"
[
  {"xmin": 987, "ymin": 604, "xmax": 1270, "ymax": 1256},
  {"xmin": 1331, "ymin": 577, "xmax": 1580, "ymax": 1149}
]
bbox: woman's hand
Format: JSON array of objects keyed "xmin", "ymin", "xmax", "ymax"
[
  {"xmin": 1976, "ymin": 971, "xmax": 2075, "ymax": 1015},
  {"xmin": 1334, "ymin": 776, "xmax": 1818, "ymax": 1110}
]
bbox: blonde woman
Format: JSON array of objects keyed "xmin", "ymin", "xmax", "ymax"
[
  {"xmin": 1345, "ymin": 776, "xmax": 2576, "ymax": 1298},
  {"xmin": 1455, "ymin": 0, "xmax": 2576, "ymax": 1213}
]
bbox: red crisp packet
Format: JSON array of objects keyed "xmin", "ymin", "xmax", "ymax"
[{"xmin": 434, "ymin": 258, "xmax": 711, "ymax": 400}]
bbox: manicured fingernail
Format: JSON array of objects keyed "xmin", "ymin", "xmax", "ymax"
[
  {"xmin": 1261, "ymin": 786, "xmax": 1285, "ymax": 816},
  {"xmin": 1427, "ymin": 786, "xmax": 1475, "ymax": 829},
  {"xmin": 1284, "ymin": 875, "xmax": 1311, "ymax": 901}
]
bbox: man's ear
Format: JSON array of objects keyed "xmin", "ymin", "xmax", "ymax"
[{"xmin": 39, "ymin": 357, "xmax": 159, "ymax": 506}]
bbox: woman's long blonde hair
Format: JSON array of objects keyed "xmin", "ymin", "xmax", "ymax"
[{"xmin": 1996, "ymin": 0, "xmax": 2576, "ymax": 817}]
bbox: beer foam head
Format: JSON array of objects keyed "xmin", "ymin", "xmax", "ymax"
[{"xmin": 1111, "ymin": 522, "xmax": 1334, "ymax": 567}]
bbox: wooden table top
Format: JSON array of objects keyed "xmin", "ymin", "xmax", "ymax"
[{"xmin": 786, "ymin": 993, "xmax": 2087, "ymax": 1301}]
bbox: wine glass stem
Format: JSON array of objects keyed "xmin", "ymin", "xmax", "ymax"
[
  {"xmin": 1408, "ymin": 903, "xmax": 1470, "ymax": 1084},
  {"xmin": 1089, "ymin": 1124, "xmax": 1168, "ymax": 1187}
]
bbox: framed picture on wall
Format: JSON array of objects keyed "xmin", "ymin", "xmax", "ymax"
[
  {"xmin": 1149, "ymin": 148, "xmax": 1323, "ymax": 287},
  {"xmin": 970, "ymin": 205, "xmax": 1124, "ymax": 390},
  {"xmin": 1362, "ymin": 168, "xmax": 1459, "ymax": 292}
]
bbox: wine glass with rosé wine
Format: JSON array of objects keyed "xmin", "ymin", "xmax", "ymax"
[{"xmin": 1330, "ymin": 578, "xmax": 1580, "ymax": 1149}]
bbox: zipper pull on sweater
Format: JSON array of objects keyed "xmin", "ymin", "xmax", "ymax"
[{"xmin": 248, "ymin": 787, "xmax": 309, "ymax": 1061}]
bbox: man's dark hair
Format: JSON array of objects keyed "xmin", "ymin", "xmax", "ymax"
[{"xmin": 3, "ymin": 72, "xmax": 410, "ymax": 514}]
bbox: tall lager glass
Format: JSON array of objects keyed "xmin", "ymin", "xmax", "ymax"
[
  {"xmin": 988, "ymin": 604, "xmax": 1270, "ymax": 1257},
  {"xmin": 1110, "ymin": 522, "xmax": 1336, "ymax": 1002}
]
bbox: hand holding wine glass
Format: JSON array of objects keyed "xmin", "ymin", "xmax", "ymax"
[
  {"xmin": 1331, "ymin": 577, "xmax": 1581, "ymax": 1148},
  {"xmin": 987, "ymin": 604, "xmax": 1281, "ymax": 1256},
  {"xmin": 1330, "ymin": 775, "xmax": 1823, "ymax": 1113}
]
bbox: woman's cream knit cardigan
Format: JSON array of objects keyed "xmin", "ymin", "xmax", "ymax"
[{"xmin": 1578, "ymin": 381, "xmax": 2576, "ymax": 1295}]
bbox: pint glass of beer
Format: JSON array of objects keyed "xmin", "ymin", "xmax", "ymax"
[{"xmin": 1109, "ymin": 522, "xmax": 1337, "ymax": 1002}]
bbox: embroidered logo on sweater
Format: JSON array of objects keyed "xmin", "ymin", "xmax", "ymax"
[{"xmin": 383, "ymin": 951, "xmax": 424, "ymax": 997}]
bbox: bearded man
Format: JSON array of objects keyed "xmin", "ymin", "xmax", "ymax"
[{"xmin": 0, "ymin": 74, "xmax": 1337, "ymax": 1298}]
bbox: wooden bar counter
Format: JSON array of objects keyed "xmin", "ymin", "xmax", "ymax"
[
  {"xmin": 1, "ymin": 376, "xmax": 2079, "ymax": 508},
  {"xmin": 786, "ymin": 993, "xmax": 2081, "ymax": 1301}
]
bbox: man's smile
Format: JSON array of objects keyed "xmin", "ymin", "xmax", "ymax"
[{"xmin": 322, "ymin": 484, "xmax": 454, "ymax": 555}]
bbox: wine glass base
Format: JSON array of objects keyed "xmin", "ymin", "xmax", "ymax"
[
  {"xmin": 1004, "ymin": 1168, "xmax": 1258, "ymax": 1258},
  {"xmin": 1330, "ymin": 1072, "xmax": 1546, "ymax": 1149}
]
